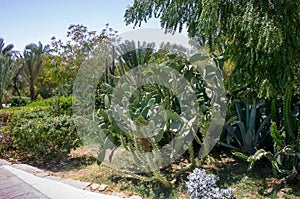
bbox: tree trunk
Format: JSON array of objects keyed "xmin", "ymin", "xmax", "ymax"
[
  {"xmin": 30, "ymin": 83, "xmax": 35, "ymax": 100},
  {"xmin": 0, "ymin": 93, "xmax": 3, "ymax": 109}
]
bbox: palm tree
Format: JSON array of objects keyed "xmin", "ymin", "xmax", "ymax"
[
  {"xmin": 0, "ymin": 38, "xmax": 19, "ymax": 108},
  {"xmin": 0, "ymin": 38, "xmax": 14, "ymax": 56},
  {"xmin": 116, "ymin": 40, "xmax": 155, "ymax": 72},
  {"xmin": 21, "ymin": 42, "xmax": 50, "ymax": 100}
]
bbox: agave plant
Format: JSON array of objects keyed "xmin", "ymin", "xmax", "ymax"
[
  {"xmin": 246, "ymin": 86, "xmax": 300, "ymax": 181},
  {"xmin": 219, "ymin": 100, "xmax": 271, "ymax": 155}
]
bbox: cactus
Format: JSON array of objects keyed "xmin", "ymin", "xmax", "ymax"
[
  {"xmin": 270, "ymin": 122, "xmax": 284, "ymax": 148},
  {"xmin": 271, "ymin": 98, "xmax": 278, "ymax": 123},
  {"xmin": 283, "ymin": 85, "xmax": 295, "ymax": 142}
]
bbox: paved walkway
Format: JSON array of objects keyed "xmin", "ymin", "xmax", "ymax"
[
  {"xmin": 0, "ymin": 159, "xmax": 141, "ymax": 199},
  {"xmin": 0, "ymin": 166, "xmax": 50, "ymax": 198}
]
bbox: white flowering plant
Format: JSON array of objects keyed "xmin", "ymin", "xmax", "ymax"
[{"xmin": 186, "ymin": 168, "xmax": 234, "ymax": 199}]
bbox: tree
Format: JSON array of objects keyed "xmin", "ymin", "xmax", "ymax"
[
  {"xmin": 124, "ymin": 0, "xmax": 300, "ymax": 99},
  {"xmin": 21, "ymin": 42, "xmax": 50, "ymax": 100},
  {"xmin": 0, "ymin": 38, "xmax": 14, "ymax": 56},
  {"xmin": 116, "ymin": 40, "xmax": 155, "ymax": 77},
  {"xmin": 45, "ymin": 24, "xmax": 118, "ymax": 96},
  {"xmin": 0, "ymin": 38, "xmax": 19, "ymax": 108}
]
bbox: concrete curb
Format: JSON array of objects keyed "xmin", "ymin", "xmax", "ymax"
[{"xmin": 0, "ymin": 159, "xmax": 142, "ymax": 199}]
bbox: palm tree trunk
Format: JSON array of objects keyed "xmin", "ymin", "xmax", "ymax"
[
  {"xmin": 0, "ymin": 91, "xmax": 3, "ymax": 109},
  {"xmin": 30, "ymin": 83, "xmax": 35, "ymax": 100}
]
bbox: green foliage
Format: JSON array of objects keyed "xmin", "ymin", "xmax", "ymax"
[
  {"xmin": 246, "ymin": 91, "xmax": 300, "ymax": 181},
  {"xmin": 50, "ymin": 96, "xmax": 73, "ymax": 116},
  {"xmin": 0, "ymin": 38, "xmax": 14, "ymax": 55},
  {"xmin": 0, "ymin": 38, "xmax": 21, "ymax": 108},
  {"xmin": 11, "ymin": 97, "xmax": 31, "ymax": 107},
  {"xmin": 270, "ymin": 122, "xmax": 284, "ymax": 148},
  {"xmin": 116, "ymin": 40, "xmax": 155, "ymax": 72},
  {"xmin": 283, "ymin": 86, "xmax": 295, "ymax": 142},
  {"xmin": 7, "ymin": 114, "xmax": 81, "ymax": 161},
  {"xmin": 219, "ymin": 100, "xmax": 271, "ymax": 155},
  {"xmin": 46, "ymin": 24, "xmax": 117, "ymax": 96},
  {"xmin": 0, "ymin": 97, "xmax": 81, "ymax": 161},
  {"xmin": 248, "ymin": 123, "xmax": 299, "ymax": 181},
  {"xmin": 125, "ymin": 0, "xmax": 300, "ymax": 98},
  {"xmin": 18, "ymin": 42, "xmax": 51, "ymax": 100},
  {"xmin": 94, "ymin": 51, "xmax": 211, "ymax": 186}
]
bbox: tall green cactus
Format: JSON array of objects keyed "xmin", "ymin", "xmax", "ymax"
[
  {"xmin": 297, "ymin": 122, "xmax": 300, "ymax": 152},
  {"xmin": 270, "ymin": 122, "xmax": 284, "ymax": 148},
  {"xmin": 270, "ymin": 99, "xmax": 278, "ymax": 123},
  {"xmin": 283, "ymin": 85, "xmax": 295, "ymax": 142}
]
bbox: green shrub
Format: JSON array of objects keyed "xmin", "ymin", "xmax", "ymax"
[
  {"xmin": 7, "ymin": 114, "xmax": 81, "ymax": 161},
  {"xmin": 11, "ymin": 97, "xmax": 31, "ymax": 107},
  {"xmin": 0, "ymin": 97, "xmax": 81, "ymax": 162},
  {"xmin": 50, "ymin": 96, "xmax": 73, "ymax": 116}
]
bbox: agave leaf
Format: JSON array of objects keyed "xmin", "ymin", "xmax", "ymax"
[
  {"xmin": 217, "ymin": 141, "xmax": 241, "ymax": 152},
  {"xmin": 245, "ymin": 130, "xmax": 254, "ymax": 154},
  {"xmin": 254, "ymin": 116, "xmax": 271, "ymax": 145},
  {"xmin": 248, "ymin": 102, "xmax": 257, "ymax": 139},
  {"xmin": 224, "ymin": 125, "xmax": 235, "ymax": 144},
  {"xmin": 256, "ymin": 99, "xmax": 265, "ymax": 109},
  {"xmin": 235, "ymin": 103, "xmax": 243, "ymax": 122},
  {"xmin": 147, "ymin": 97, "xmax": 156, "ymax": 107},
  {"xmin": 247, "ymin": 149, "xmax": 273, "ymax": 169},
  {"xmin": 232, "ymin": 120, "xmax": 246, "ymax": 147}
]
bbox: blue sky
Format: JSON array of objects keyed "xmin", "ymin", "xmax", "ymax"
[{"xmin": 1, "ymin": 0, "xmax": 161, "ymax": 51}]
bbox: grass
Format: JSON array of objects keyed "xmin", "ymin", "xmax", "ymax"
[
  {"xmin": 55, "ymin": 163, "xmax": 187, "ymax": 198},
  {"xmin": 40, "ymin": 146, "xmax": 300, "ymax": 199}
]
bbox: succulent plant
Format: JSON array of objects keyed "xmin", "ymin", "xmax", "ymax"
[{"xmin": 186, "ymin": 168, "xmax": 233, "ymax": 199}]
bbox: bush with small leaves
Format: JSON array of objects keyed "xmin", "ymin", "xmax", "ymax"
[
  {"xmin": 0, "ymin": 97, "xmax": 81, "ymax": 162},
  {"xmin": 186, "ymin": 168, "xmax": 233, "ymax": 199},
  {"xmin": 8, "ymin": 115, "xmax": 82, "ymax": 161}
]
